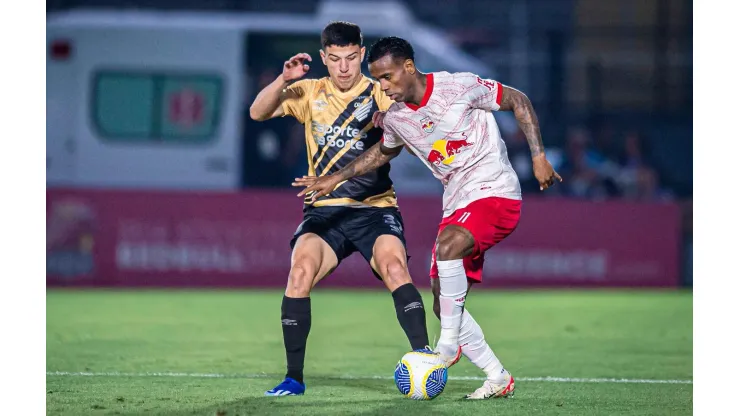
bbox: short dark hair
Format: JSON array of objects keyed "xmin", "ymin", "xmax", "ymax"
[
  {"xmin": 368, "ymin": 36, "xmax": 415, "ymax": 63},
  {"xmin": 321, "ymin": 21, "xmax": 363, "ymax": 49}
]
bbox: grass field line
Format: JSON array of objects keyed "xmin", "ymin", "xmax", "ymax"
[{"xmin": 46, "ymin": 371, "xmax": 692, "ymax": 385}]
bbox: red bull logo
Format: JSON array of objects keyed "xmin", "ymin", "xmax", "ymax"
[
  {"xmin": 420, "ymin": 116, "xmax": 435, "ymax": 133},
  {"xmin": 426, "ymin": 138, "xmax": 473, "ymax": 165}
]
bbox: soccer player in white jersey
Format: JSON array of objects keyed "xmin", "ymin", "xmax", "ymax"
[{"xmin": 294, "ymin": 36, "xmax": 562, "ymax": 400}]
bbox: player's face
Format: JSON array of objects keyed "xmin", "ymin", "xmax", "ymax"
[
  {"xmin": 320, "ymin": 44, "xmax": 366, "ymax": 92},
  {"xmin": 369, "ymin": 55, "xmax": 416, "ymax": 103}
]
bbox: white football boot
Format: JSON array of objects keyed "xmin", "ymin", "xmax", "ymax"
[{"xmin": 465, "ymin": 370, "xmax": 516, "ymax": 400}]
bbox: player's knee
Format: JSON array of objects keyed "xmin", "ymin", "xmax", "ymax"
[
  {"xmin": 286, "ymin": 261, "xmax": 318, "ymax": 297},
  {"xmin": 379, "ymin": 258, "xmax": 411, "ymax": 291},
  {"xmin": 435, "ymin": 231, "xmax": 470, "ymax": 261}
]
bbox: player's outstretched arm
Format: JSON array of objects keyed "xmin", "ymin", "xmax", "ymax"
[
  {"xmin": 293, "ymin": 142, "xmax": 402, "ymax": 202},
  {"xmin": 499, "ymin": 86, "xmax": 545, "ymax": 157},
  {"xmin": 249, "ymin": 53, "xmax": 312, "ymax": 121},
  {"xmin": 499, "ymin": 86, "xmax": 563, "ymax": 190},
  {"xmin": 334, "ymin": 141, "xmax": 403, "ymax": 181}
]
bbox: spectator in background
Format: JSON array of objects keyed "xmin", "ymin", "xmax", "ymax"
[
  {"xmin": 495, "ymin": 112, "xmax": 546, "ymax": 192},
  {"xmin": 559, "ymin": 127, "xmax": 611, "ymax": 199},
  {"xmin": 616, "ymin": 131, "xmax": 673, "ymax": 201},
  {"xmin": 591, "ymin": 123, "xmax": 623, "ymax": 196},
  {"xmin": 619, "ymin": 131, "xmax": 651, "ymax": 168},
  {"xmin": 594, "ymin": 122, "xmax": 618, "ymax": 158},
  {"xmin": 616, "ymin": 131, "xmax": 649, "ymax": 199},
  {"xmin": 503, "ymin": 129, "xmax": 545, "ymax": 194}
]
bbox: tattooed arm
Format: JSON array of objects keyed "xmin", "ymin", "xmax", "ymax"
[
  {"xmin": 459, "ymin": 73, "xmax": 558, "ymax": 188},
  {"xmin": 334, "ymin": 142, "xmax": 402, "ymax": 182},
  {"xmin": 499, "ymin": 85, "xmax": 562, "ymax": 190},
  {"xmin": 499, "ymin": 86, "xmax": 545, "ymax": 158},
  {"xmin": 293, "ymin": 142, "xmax": 402, "ymax": 202}
]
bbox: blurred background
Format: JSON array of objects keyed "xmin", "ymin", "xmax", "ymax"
[{"xmin": 46, "ymin": 0, "xmax": 693, "ymax": 290}]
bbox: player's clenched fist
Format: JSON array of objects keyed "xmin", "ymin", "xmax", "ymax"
[
  {"xmin": 532, "ymin": 154, "xmax": 563, "ymax": 191},
  {"xmin": 283, "ymin": 53, "xmax": 312, "ymax": 82},
  {"xmin": 293, "ymin": 175, "xmax": 342, "ymax": 203}
]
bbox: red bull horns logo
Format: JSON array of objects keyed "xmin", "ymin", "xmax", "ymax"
[
  {"xmin": 420, "ymin": 117, "xmax": 435, "ymax": 134},
  {"xmin": 426, "ymin": 138, "xmax": 473, "ymax": 166}
]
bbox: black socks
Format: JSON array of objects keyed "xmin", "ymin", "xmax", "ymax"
[
  {"xmin": 281, "ymin": 285, "xmax": 429, "ymax": 385},
  {"xmin": 281, "ymin": 296, "xmax": 311, "ymax": 384},
  {"xmin": 392, "ymin": 283, "xmax": 430, "ymax": 350}
]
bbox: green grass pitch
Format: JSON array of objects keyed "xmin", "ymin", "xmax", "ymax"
[{"xmin": 47, "ymin": 289, "xmax": 692, "ymax": 415}]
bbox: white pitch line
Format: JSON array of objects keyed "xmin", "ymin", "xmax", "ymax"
[{"xmin": 46, "ymin": 371, "xmax": 692, "ymax": 385}]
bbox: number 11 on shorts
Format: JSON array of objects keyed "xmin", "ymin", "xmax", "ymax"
[{"xmin": 458, "ymin": 212, "xmax": 471, "ymax": 223}]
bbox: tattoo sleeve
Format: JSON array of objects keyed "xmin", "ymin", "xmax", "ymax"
[
  {"xmin": 334, "ymin": 142, "xmax": 401, "ymax": 181},
  {"xmin": 499, "ymin": 86, "xmax": 545, "ymax": 157}
]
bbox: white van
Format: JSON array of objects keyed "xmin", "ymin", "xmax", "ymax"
[{"xmin": 46, "ymin": 4, "xmax": 494, "ymax": 191}]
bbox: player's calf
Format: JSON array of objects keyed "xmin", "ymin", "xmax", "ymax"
[
  {"xmin": 390, "ymin": 281, "xmax": 430, "ymax": 351},
  {"xmin": 376, "ymin": 261, "xmax": 430, "ymax": 351},
  {"xmin": 273, "ymin": 237, "xmax": 335, "ymax": 395},
  {"xmin": 433, "ymin": 226, "xmax": 475, "ymax": 364},
  {"xmin": 372, "ymin": 238, "xmax": 430, "ymax": 351},
  {"xmin": 434, "ymin": 259, "xmax": 467, "ymax": 360}
]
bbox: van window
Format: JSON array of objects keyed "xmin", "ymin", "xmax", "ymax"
[{"xmin": 93, "ymin": 71, "xmax": 223, "ymax": 143}]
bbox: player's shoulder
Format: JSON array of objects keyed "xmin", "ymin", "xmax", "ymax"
[
  {"xmin": 292, "ymin": 77, "xmax": 321, "ymax": 87},
  {"xmin": 368, "ymin": 77, "xmax": 385, "ymax": 97},
  {"xmin": 430, "ymin": 70, "xmax": 475, "ymax": 82},
  {"xmin": 305, "ymin": 77, "xmax": 328, "ymax": 93},
  {"xmin": 288, "ymin": 78, "xmax": 321, "ymax": 99},
  {"xmin": 431, "ymin": 70, "xmax": 453, "ymax": 79},
  {"xmin": 429, "ymin": 72, "xmax": 485, "ymax": 94},
  {"xmin": 367, "ymin": 76, "xmax": 382, "ymax": 92},
  {"xmin": 444, "ymin": 71, "xmax": 485, "ymax": 85},
  {"xmin": 382, "ymin": 102, "xmax": 414, "ymax": 135},
  {"xmin": 385, "ymin": 102, "xmax": 407, "ymax": 120}
]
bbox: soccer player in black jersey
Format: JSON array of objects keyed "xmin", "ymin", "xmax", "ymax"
[{"xmin": 250, "ymin": 22, "xmax": 430, "ymax": 397}]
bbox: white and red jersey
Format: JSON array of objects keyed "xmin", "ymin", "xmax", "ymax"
[{"xmin": 381, "ymin": 71, "xmax": 522, "ymax": 217}]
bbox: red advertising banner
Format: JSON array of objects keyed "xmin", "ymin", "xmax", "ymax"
[{"xmin": 47, "ymin": 189, "xmax": 681, "ymax": 288}]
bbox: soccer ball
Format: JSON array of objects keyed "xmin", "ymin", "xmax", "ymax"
[{"xmin": 394, "ymin": 349, "xmax": 448, "ymax": 400}]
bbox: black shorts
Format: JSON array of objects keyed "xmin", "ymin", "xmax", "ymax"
[{"xmin": 289, "ymin": 206, "xmax": 408, "ymax": 280}]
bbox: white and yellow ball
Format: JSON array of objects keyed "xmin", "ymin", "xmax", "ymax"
[{"xmin": 394, "ymin": 349, "xmax": 448, "ymax": 400}]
